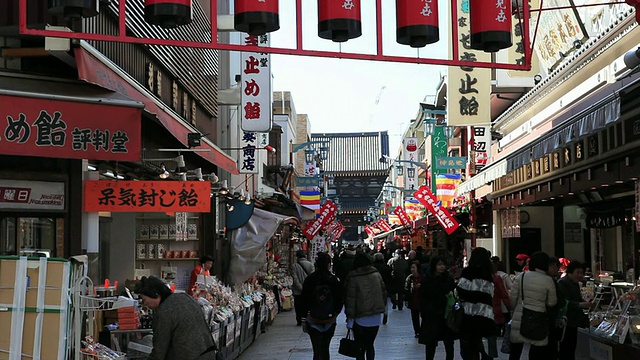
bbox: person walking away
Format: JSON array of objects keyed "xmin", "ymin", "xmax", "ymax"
[
  {"xmin": 188, "ymin": 255, "xmax": 214, "ymax": 295},
  {"xmin": 293, "ymin": 249, "xmax": 315, "ymax": 326},
  {"xmin": 456, "ymin": 247, "xmax": 496, "ymax": 360},
  {"xmin": 491, "ymin": 256, "xmax": 513, "ymax": 335},
  {"xmin": 387, "ymin": 249, "xmax": 408, "ymax": 310},
  {"xmin": 135, "ymin": 276, "xmax": 216, "ymax": 360},
  {"xmin": 300, "ymin": 252, "xmax": 343, "ymax": 360},
  {"xmin": 345, "ymin": 253, "xmax": 387, "ymax": 360},
  {"xmin": 372, "ymin": 253, "xmax": 392, "ymax": 325},
  {"xmin": 336, "ymin": 247, "xmax": 356, "ymax": 282},
  {"xmin": 514, "ymin": 254, "xmax": 529, "ymax": 273},
  {"xmin": 405, "ymin": 261, "xmax": 423, "ymax": 337},
  {"xmin": 508, "ymin": 251, "xmax": 557, "ymax": 360},
  {"xmin": 546, "ymin": 256, "xmax": 565, "ymax": 359},
  {"xmin": 481, "ymin": 265, "xmax": 511, "ymax": 359},
  {"xmin": 420, "ymin": 256, "xmax": 456, "ymax": 360},
  {"xmin": 557, "ymin": 260, "xmax": 591, "ymax": 360}
]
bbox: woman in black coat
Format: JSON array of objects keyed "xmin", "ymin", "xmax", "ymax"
[{"xmin": 419, "ymin": 256, "xmax": 456, "ymax": 360}]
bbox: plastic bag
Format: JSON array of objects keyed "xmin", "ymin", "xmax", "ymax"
[{"xmin": 501, "ymin": 321, "xmax": 512, "ymax": 354}]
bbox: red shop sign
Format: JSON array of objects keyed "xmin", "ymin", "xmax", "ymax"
[
  {"xmin": 0, "ymin": 94, "xmax": 141, "ymax": 161},
  {"xmin": 394, "ymin": 206, "xmax": 416, "ymax": 236},
  {"xmin": 84, "ymin": 180, "xmax": 211, "ymax": 213}
]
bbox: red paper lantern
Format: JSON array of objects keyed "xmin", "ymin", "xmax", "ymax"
[
  {"xmin": 396, "ymin": 0, "xmax": 439, "ymax": 47},
  {"xmin": 234, "ymin": 0, "xmax": 280, "ymax": 36},
  {"xmin": 318, "ymin": 0, "xmax": 362, "ymax": 42},
  {"xmin": 48, "ymin": 0, "xmax": 99, "ymax": 20},
  {"xmin": 145, "ymin": 0, "xmax": 193, "ymax": 29},
  {"xmin": 469, "ymin": 0, "xmax": 512, "ymax": 52}
]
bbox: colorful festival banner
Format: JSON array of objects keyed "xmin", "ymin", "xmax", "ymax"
[
  {"xmin": 436, "ymin": 174, "xmax": 462, "ymax": 208},
  {"xmin": 376, "ymin": 219, "xmax": 393, "ymax": 233},
  {"xmin": 414, "ymin": 186, "xmax": 460, "ymax": 235},
  {"xmin": 84, "ymin": 180, "xmax": 211, "ymax": 212},
  {"xmin": 303, "ymin": 200, "xmax": 337, "ymax": 240}
]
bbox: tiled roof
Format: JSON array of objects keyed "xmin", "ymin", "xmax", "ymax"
[{"xmin": 311, "ymin": 132, "xmax": 390, "ymax": 173}]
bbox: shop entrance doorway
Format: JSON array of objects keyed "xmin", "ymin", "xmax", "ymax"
[{"xmin": 507, "ymin": 228, "xmax": 542, "ymax": 272}]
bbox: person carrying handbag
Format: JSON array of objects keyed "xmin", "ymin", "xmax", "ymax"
[
  {"xmin": 508, "ymin": 252, "xmax": 557, "ymax": 360},
  {"xmin": 557, "ymin": 260, "xmax": 592, "ymax": 360}
]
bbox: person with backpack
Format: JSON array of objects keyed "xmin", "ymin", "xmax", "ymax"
[
  {"xmin": 300, "ymin": 252, "xmax": 343, "ymax": 360},
  {"xmin": 293, "ymin": 249, "xmax": 315, "ymax": 326}
]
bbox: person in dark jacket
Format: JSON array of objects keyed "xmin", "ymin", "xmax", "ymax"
[
  {"xmin": 405, "ymin": 261, "xmax": 424, "ymax": 337},
  {"xmin": 300, "ymin": 252, "xmax": 343, "ymax": 360},
  {"xmin": 457, "ymin": 247, "xmax": 496, "ymax": 360},
  {"xmin": 335, "ymin": 248, "xmax": 356, "ymax": 282},
  {"xmin": 419, "ymin": 256, "xmax": 456, "ymax": 360},
  {"xmin": 136, "ymin": 276, "xmax": 215, "ymax": 360},
  {"xmin": 546, "ymin": 256, "xmax": 564, "ymax": 359},
  {"xmin": 372, "ymin": 252, "xmax": 392, "ymax": 325},
  {"xmin": 557, "ymin": 260, "xmax": 591, "ymax": 360},
  {"xmin": 345, "ymin": 253, "xmax": 387, "ymax": 360}
]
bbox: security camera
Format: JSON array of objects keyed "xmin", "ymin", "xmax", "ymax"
[
  {"xmin": 573, "ymin": 40, "xmax": 582, "ymax": 49},
  {"xmin": 533, "ymin": 74, "xmax": 542, "ymax": 85},
  {"xmin": 623, "ymin": 48, "xmax": 640, "ymax": 70}
]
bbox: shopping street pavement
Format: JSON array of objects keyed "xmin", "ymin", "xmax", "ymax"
[{"xmin": 237, "ymin": 301, "xmax": 543, "ymax": 360}]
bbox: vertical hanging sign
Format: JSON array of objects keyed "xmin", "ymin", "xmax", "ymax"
[
  {"xmin": 238, "ymin": 131, "xmax": 259, "ymax": 174},
  {"xmin": 403, "ymin": 137, "xmax": 419, "ymax": 191},
  {"xmin": 447, "ymin": 0, "xmax": 491, "ymax": 126},
  {"xmin": 241, "ymin": 34, "xmax": 272, "ymax": 132},
  {"xmin": 175, "ymin": 212, "xmax": 188, "ymax": 241},
  {"xmin": 471, "ymin": 125, "xmax": 492, "ymax": 172},
  {"xmin": 430, "ymin": 127, "xmax": 447, "ymax": 195}
]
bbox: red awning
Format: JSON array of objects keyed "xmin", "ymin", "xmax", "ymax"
[{"xmin": 74, "ymin": 46, "xmax": 239, "ymax": 175}]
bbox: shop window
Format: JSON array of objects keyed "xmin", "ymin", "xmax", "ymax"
[{"xmin": 0, "ymin": 217, "xmax": 57, "ymax": 257}]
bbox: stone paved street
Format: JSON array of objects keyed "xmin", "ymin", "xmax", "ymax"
[{"xmin": 238, "ymin": 301, "xmax": 540, "ymax": 360}]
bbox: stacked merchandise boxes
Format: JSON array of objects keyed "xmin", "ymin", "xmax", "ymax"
[
  {"xmin": 0, "ymin": 256, "xmax": 71, "ymax": 360},
  {"xmin": 105, "ymin": 306, "xmax": 140, "ymax": 331}
]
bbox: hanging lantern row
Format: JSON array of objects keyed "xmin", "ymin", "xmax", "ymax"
[{"xmin": 46, "ymin": 0, "xmax": 512, "ymax": 52}]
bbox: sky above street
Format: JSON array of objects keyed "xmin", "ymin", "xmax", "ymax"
[{"xmin": 269, "ymin": 1, "xmax": 451, "ymax": 156}]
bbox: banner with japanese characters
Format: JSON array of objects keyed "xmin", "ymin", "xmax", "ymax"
[
  {"xmin": 470, "ymin": 126, "xmax": 492, "ymax": 172},
  {"xmin": 403, "ymin": 137, "xmax": 419, "ymax": 191},
  {"xmin": 364, "ymin": 225, "xmax": 375, "ymax": 239},
  {"xmin": 376, "ymin": 219, "xmax": 393, "ymax": 233},
  {"xmin": 414, "ymin": 185, "xmax": 460, "ymax": 235},
  {"xmin": 447, "ymin": 0, "xmax": 491, "ymax": 126},
  {"xmin": 302, "ymin": 200, "xmax": 337, "ymax": 240},
  {"xmin": 241, "ymin": 34, "xmax": 272, "ymax": 132},
  {"xmin": 84, "ymin": 180, "xmax": 211, "ymax": 212},
  {"xmin": 0, "ymin": 94, "xmax": 141, "ymax": 161},
  {"xmin": 394, "ymin": 206, "xmax": 416, "ymax": 236},
  {"xmin": 238, "ymin": 131, "xmax": 259, "ymax": 174}
]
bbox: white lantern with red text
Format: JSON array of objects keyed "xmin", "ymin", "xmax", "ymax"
[
  {"xmin": 144, "ymin": 0, "xmax": 193, "ymax": 29},
  {"xmin": 470, "ymin": 0, "xmax": 512, "ymax": 52},
  {"xmin": 234, "ymin": 0, "xmax": 280, "ymax": 36},
  {"xmin": 396, "ymin": 0, "xmax": 439, "ymax": 47},
  {"xmin": 318, "ymin": 0, "xmax": 362, "ymax": 42}
]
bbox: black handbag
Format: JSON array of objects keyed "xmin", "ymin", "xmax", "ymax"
[
  {"xmin": 446, "ymin": 291, "xmax": 464, "ymax": 333},
  {"xmin": 519, "ymin": 273, "xmax": 549, "ymax": 341},
  {"xmin": 338, "ymin": 329, "xmax": 359, "ymax": 358}
]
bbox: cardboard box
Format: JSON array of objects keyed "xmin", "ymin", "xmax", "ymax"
[{"xmin": 0, "ymin": 256, "xmax": 70, "ymax": 360}]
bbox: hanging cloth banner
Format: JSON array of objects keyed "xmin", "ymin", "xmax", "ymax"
[
  {"xmin": 394, "ymin": 206, "xmax": 416, "ymax": 236},
  {"xmin": 376, "ymin": 219, "xmax": 393, "ymax": 232},
  {"xmin": 302, "ymin": 200, "xmax": 337, "ymax": 240},
  {"xmin": 413, "ymin": 185, "xmax": 460, "ymax": 235}
]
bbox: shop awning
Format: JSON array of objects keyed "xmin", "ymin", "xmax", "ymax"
[
  {"xmin": 369, "ymin": 225, "xmax": 409, "ymax": 241},
  {"xmin": 457, "ymin": 159, "xmax": 507, "ymax": 196},
  {"xmin": 74, "ymin": 43, "xmax": 239, "ymax": 175}
]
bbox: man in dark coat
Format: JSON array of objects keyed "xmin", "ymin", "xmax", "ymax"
[
  {"xmin": 372, "ymin": 252, "xmax": 392, "ymax": 324},
  {"xmin": 419, "ymin": 256, "xmax": 456, "ymax": 360}
]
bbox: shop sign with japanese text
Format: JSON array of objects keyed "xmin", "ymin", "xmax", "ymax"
[
  {"xmin": 447, "ymin": 0, "xmax": 490, "ymax": 126},
  {"xmin": 496, "ymin": 0, "xmax": 539, "ymax": 87},
  {"xmin": 414, "ymin": 186, "xmax": 460, "ymax": 235},
  {"xmin": 436, "ymin": 156, "xmax": 467, "ymax": 170},
  {"xmin": 403, "ymin": 137, "xmax": 419, "ymax": 190},
  {"xmin": 0, "ymin": 180, "xmax": 65, "ymax": 211},
  {"xmin": 241, "ymin": 34, "xmax": 272, "ymax": 132},
  {"xmin": 238, "ymin": 131, "xmax": 259, "ymax": 174},
  {"xmin": 471, "ymin": 126, "xmax": 492, "ymax": 172},
  {"xmin": 0, "ymin": 95, "xmax": 141, "ymax": 161},
  {"xmin": 303, "ymin": 200, "xmax": 337, "ymax": 240},
  {"xmin": 84, "ymin": 180, "xmax": 211, "ymax": 213},
  {"xmin": 296, "ymin": 176, "xmax": 320, "ymax": 187},
  {"xmin": 431, "ymin": 127, "xmax": 448, "ymax": 193},
  {"xmin": 394, "ymin": 206, "xmax": 416, "ymax": 236}
]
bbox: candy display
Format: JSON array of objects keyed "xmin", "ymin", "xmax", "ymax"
[{"xmin": 81, "ymin": 336, "xmax": 125, "ymax": 359}]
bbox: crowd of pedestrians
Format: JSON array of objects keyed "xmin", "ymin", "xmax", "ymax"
[{"xmin": 293, "ymin": 244, "xmax": 591, "ymax": 360}]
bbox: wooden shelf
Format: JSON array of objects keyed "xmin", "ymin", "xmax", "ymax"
[
  {"xmin": 136, "ymin": 258, "xmax": 198, "ymax": 261},
  {"xmin": 136, "ymin": 239, "xmax": 199, "ymax": 242}
]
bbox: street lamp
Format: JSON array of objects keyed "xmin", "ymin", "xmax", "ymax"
[
  {"xmin": 305, "ymin": 148, "xmax": 315, "ymax": 164},
  {"xmin": 424, "ymin": 117, "xmax": 455, "ymax": 139},
  {"xmin": 407, "ymin": 166, "xmax": 416, "ymax": 179},
  {"xmin": 395, "ymin": 162, "xmax": 404, "ymax": 176},
  {"xmin": 319, "ymin": 145, "xmax": 329, "ymax": 161}
]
